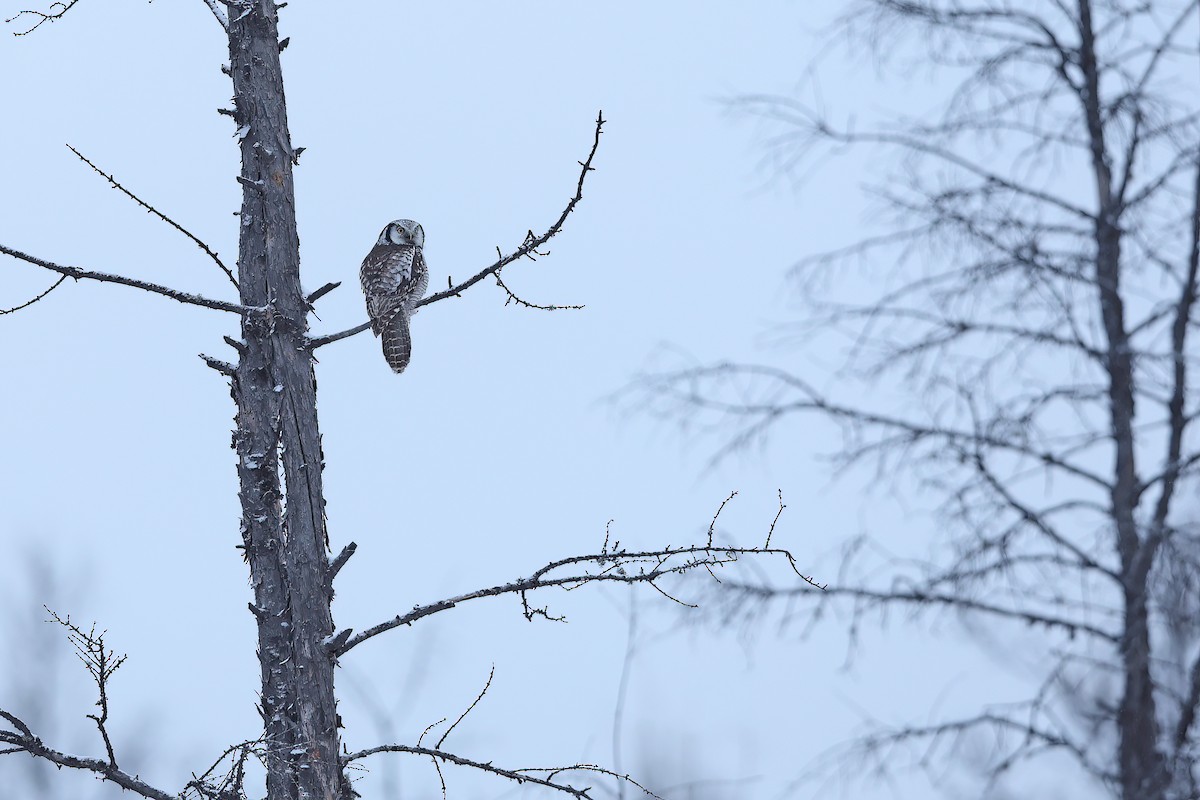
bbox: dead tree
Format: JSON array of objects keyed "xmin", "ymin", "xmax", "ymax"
[
  {"xmin": 637, "ymin": 1, "xmax": 1200, "ymax": 798},
  {"xmin": 0, "ymin": 2, "xmax": 816, "ymax": 799}
]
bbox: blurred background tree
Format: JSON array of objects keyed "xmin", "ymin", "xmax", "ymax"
[{"xmin": 640, "ymin": 2, "xmax": 1200, "ymax": 798}]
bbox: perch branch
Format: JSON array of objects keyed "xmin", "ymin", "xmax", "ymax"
[{"xmin": 308, "ymin": 111, "xmax": 605, "ymax": 349}]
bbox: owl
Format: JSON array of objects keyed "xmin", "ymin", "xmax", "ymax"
[{"xmin": 359, "ymin": 219, "xmax": 430, "ymax": 373}]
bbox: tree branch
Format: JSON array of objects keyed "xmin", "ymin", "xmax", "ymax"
[
  {"xmin": 1, "ymin": 274, "xmax": 66, "ymax": 315},
  {"xmin": 67, "ymin": 145, "xmax": 239, "ymax": 289},
  {"xmin": 339, "ymin": 538, "xmax": 817, "ymax": 655},
  {"xmin": 724, "ymin": 581, "xmax": 1118, "ymax": 643},
  {"xmin": 1, "ymin": 244, "xmax": 246, "ymax": 313},
  {"xmin": 344, "ymin": 743, "xmax": 659, "ymax": 800},
  {"xmin": 308, "ymin": 111, "xmax": 605, "ymax": 350},
  {"xmin": 0, "ymin": 710, "xmax": 174, "ymax": 800},
  {"xmin": 5, "ymin": 0, "xmax": 83, "ymax": 35},
  {"xmin": 201, "ymin": 0, "xmax": 228, "ymax": 30}
]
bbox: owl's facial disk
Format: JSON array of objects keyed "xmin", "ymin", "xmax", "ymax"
[{"xmin": 379, "ymin": 219, "xmax": 425, "ymax": 248}]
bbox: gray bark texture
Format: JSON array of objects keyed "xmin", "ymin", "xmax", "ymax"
[{"xmin": 226, "ymin": 3, "xmax": 343, "ymax": 798}]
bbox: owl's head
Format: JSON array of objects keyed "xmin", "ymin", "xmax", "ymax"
[{"xmin": 378, "ymin": 219, "xmax": 425, "ymax": 248}]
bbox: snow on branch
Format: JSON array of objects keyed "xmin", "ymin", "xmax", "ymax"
[{"xmin": 201, "ymin": 0, "xmax": 228, "ymax": 31}]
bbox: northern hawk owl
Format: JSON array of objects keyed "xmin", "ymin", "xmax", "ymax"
[{"xmin": 359, "ymin": 219, "xmax": 430, "ymax": 373}]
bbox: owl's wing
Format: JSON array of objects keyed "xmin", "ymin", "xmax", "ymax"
[
  {"xmin": 360, "ymin": 245, "xmax": 417, "ymax": 335},
  {"xmin": 411, "ymin": 247, "xmax": 430, "ymax": 308}
]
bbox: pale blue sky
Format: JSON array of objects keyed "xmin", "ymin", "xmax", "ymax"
[{"xmin": 0, "ymin": 3, "xmax": 1061, "ymax": 798}]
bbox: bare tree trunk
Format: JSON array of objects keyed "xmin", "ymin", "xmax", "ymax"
[
  {"xmin": 227, "ymin": 3, "xmax": 342, "ymax": 797},
  {"xmin": 1075, "ymin": 3, "xmax": 1166, "ymax": 793},
  {"xmin": 0, "ymin": 6, "xmax": 815, "ymax": 799}
]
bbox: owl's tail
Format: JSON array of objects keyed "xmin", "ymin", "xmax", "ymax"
[{"xmin": 380, "ymin": 311, "xmax": 413, "ymax": 374}]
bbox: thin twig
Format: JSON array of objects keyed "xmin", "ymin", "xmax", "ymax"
[
  {"xmin": 436, "ymin": 665, "xmax": 494, "ymax": 749},
  {"xmin": 495, "ymin": 270, "xmax": 584, "ymax": 311},
  {"xmin": 5, "ymin": 0, "xmax": 83, "ymax": 35},
  {"xmin": 1, "ymin": 274, "xmax": 66, "ymax": 314},
  {"xmin": 67, "ymin": 145, "xmax": 239, "ymax": 290}
]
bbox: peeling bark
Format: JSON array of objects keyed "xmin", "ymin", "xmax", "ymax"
[{"xmin": 226, "ymin": 3, "xmax": 342, "ymax": 797}]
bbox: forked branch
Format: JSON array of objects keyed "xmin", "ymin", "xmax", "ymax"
[
  {"xmin": 0, "ymin": 613, "xmax": 172, "ymax": 800},
  {"xmin": 5, "ymin": 0, "xmax": 83, "ymax": 35},
  {"xmin": 0, "ymin": 711, "xmax": 175, "ymax": 800}
]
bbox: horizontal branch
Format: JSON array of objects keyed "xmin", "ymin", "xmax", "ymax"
[
  {"xmin": 308, "ymin": 110, "xmax": 605, "ymax": 350},
  {"xmin": 738, "ymin": 96, "xmax": 1097, "ymax": 221},
  {"xmin": 345, "ymin": 743, "xmax": 657, "ymax": 799},
  {"xmin": 0, "ymin": 710, "xmax": 175, "ymax": 800},
  {"xmin": 638, "ymin": 362, "xmax": 1115, "ymax": 488},
  {"xmin": 339, "ymin": 541, "xmax": 817, "ymax": 655},
  {"xmin": 1, "ymin": 244, "xmax": 246, "ymax": 314},
  {"xmin": 725, "ymin": 581, "xmax": 1118, "ymax": 643}
]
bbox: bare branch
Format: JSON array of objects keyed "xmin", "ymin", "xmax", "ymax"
[
  {"xmin": 66, "ymin": 145, "xmax": 239, "ymax": 289},
  {"xmin": 345, "ymin": 743, "xmax": 660, "ymax": 800},
  {"xmin": 325, "ymin": 541, "xmax": 357, "ymax": 590},
  {"xmin": 0, "ymin": 274, "xmax": 66, "ymax": 315},
  {"xmin": 1, "ymin": 243, "xmax": 246, "ymax": 313},
  {"xmin": 436, "ymin": 665, "xmax": 493, "ymax": 749},
  {"xmin": 339, "ymin": 536, "xmax": 818, "ymax": 655},
  {"xmin": 199, "ymin": 354, "xmax": 236, "ymax": 376},
  {"xmin": 201, "ymin": 0, "xmax": 228, "ymax": 30},
  {"xmin": 0, "ymin": 712, "xmax": 175, "ymax": 800},
  {"xmin": 45, "ymin": 610, "xmax": 126, "ymax": 767},
  {"xmin": 305, "ymin": 281, "xmax": 341, "ymax": 306},
  {"xmin": 5, "ymin": 0, "xmax": 83, "ymax": 35},
  {"xmin": 494, "ymin": 270, "xmax": 584, "ymax": 311},
  {"xmin": 308, "ymin": 111, "xmax": 605, "ymax": 350}
]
